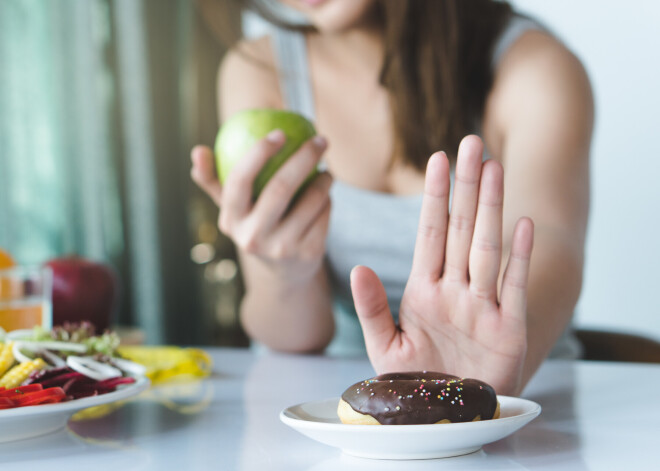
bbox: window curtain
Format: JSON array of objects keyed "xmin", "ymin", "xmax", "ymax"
[
  {"xmin": 0, "ymin": 0, "xmax": 239, "ymax": 345},
  {"xmin": 0, "ymin": 0, "xmax": 122, "ymax": 263}
]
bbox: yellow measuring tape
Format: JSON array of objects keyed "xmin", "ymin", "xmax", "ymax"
[{"xmin": 116, "ymin": 346, "xmax": 213, "ymax": 384}]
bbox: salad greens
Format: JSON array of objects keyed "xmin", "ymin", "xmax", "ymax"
[{"xmin": 23, "ymin": 322, "xmax": 120, "ymax": 357}]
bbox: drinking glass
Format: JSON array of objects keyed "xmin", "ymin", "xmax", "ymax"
[{"xmin": 0, "ymin": 265, "xmax": 53, "ymax": 332}]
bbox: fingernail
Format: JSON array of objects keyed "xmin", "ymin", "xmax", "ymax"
[
  {"xmin": 349, "ymin": 265, "xmax": 363, "ymax": 284},
  {"xmin": 313, "ymin": 135, "xmax": 327, "ymax": 150},
  {"xmin": 321, "ymin": 172, "xmax": 334, "ymax": 188},
  {"xmin": 267, "ymin": 129, "xmax": 285, "ymax": 143}
]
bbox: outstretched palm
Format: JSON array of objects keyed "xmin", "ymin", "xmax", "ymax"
[{"xmin": 351, "ymin": 136, "xmax": 534, "ymax": 396}]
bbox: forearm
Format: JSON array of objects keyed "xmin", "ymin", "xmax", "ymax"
[
  {"xmin": 239, "ymin": 254, "xmax": 334, "ymax": 353},
  {"xmin": 516, "ymin": 229, "xmax": 584, "ymax": 389}
]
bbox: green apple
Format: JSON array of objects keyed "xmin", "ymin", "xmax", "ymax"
[{"xmin": 214, "ymin": 108, "xmax": 319, "ymax": 199}]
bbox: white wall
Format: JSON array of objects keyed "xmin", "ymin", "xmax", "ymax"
[{"xmin": 509, "ymin": 1, "xmax": 660, "ymax": 339}]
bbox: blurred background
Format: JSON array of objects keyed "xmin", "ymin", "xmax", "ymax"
[
  {"xmin": 0, "ymin": 0, "xmax": 658, "ymax": 346},
  {"xmin": 0, "ymin": 0, "xmax": 244, "ymax": 346}
]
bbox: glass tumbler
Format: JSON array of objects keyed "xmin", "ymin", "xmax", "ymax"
[{"xmin": 0, "ymin": 265, "xmax": 53, "ymax": 333}]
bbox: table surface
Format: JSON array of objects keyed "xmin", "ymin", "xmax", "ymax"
[{"xmin": 0, "ymin": 348, "xmax": 658, "ymax": 470}]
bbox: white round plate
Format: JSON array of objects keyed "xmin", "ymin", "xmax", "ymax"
[
  {"xmin": 0, "ymin": 375, "xmax": 149, "ymax": 443},
  {"xmin": 280, "ymin": 395, "xmax": 541, "ymax": 460}
]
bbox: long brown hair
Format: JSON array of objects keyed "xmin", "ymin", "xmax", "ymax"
[{"xmin": 200, "ymin": 0, "xmax": 513, "ymax": 170}]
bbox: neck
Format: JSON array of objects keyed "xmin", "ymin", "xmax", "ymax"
[{"xmin": 313, "ymin": 23, "xmax": 384, "ymax": 76}]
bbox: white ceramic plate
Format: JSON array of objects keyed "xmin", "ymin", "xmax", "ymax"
[
  {"xmin": 280, "ymin": 395, "xmax": 541, "ymax": 460},
  {"xmin": 0, "ymin": 375, "xmax": 149, "ymax": 443}
]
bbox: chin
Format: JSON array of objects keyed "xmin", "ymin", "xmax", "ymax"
[{"xmin": 280, "ymin": 0, "xmax": 379, "ymax": 33}]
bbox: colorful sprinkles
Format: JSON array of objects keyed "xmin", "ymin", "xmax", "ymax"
[{"xmin": 341, "ymin": 371, "xmax": 498, "ymax": 425}]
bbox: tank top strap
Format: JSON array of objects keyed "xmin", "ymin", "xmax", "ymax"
[
  {"xmin": 271, "ymin": 27, "xmax": 316, "ymax": 121},
  {"xmin": 492, "ymin": 15, "xmax": 548, "ymax": 67}
]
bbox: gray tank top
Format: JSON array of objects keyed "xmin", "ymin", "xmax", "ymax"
[{"xmin": 269, "ymin": 15, "xmax": 582, "ymax": 359}]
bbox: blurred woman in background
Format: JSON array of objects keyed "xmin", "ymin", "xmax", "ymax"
[{"xmin": 191, "ymin": 0, "xmax": 592, "ymax": 395}]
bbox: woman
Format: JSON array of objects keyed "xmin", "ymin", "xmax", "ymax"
[{"xmin": 191, "ymin": 0, "xmax": 592, "ymax": 396}]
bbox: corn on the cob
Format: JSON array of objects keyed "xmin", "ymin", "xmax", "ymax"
[
  {"xmin": 0, "ymin": 341, "xmax": 15, "ymax": 378},
  {"xmin": 0, "ymin": 357, "xmax": 46, "ymax": 389}
]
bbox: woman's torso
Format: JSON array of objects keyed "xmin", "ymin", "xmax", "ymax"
[{"xmin": 257, "ymin": 14, "xmax": 581, "ymax": 358}]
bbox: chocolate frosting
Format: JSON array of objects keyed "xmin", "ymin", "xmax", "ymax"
[{"xmin": 341, "ymin": 371, "xmax": 498, "ymax": 425}]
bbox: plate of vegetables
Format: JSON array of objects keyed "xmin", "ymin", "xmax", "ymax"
[{"xmin": 0, "ymin": 322, "xmax": 149, "ymax": 442}]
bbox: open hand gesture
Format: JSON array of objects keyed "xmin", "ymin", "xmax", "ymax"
[{"xmin": 351, "ymin": 136, "xmax": 534, "ymax": 396}]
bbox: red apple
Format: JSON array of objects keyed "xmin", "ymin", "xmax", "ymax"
[{"xmin": 45, "ymin": 257, "xmax": 118, "ymax": 333}]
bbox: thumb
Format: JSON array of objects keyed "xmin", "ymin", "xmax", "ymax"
[
  {"xmin": 351, "ymin": 265, "xmax": 397, "ymax": 359},
  {"xmin": 190, "ymin": 145, "xmax": 223, "ymax": 207}
]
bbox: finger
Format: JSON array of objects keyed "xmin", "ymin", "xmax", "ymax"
[
  {"xmin": 275, "ymin": 172, "xmax": 333, "ymax": 244},
  {"xmin": 221, "ymin": 129, "xmax": 286, "ymax": 218},
  {"xmin": 500, "ymin": 217, "xmax": 534, "ymax": 321},
  {"xmin": 351, "ymin": 265, "xmax": 397, "ymax": 359},
  {"xmin": 190, "ymin": 145, "xmax": 223, "ymax": 206},
  {"xmin": 410, "ymin": 152, "xmax": 450, "ymax": 280},
  {"xmin": 468, "ymin": 160, "xmax": 504, "ymax": 300},
  {"xmin": 297, "ymin": 196, "xmax": 332, "ymax": 260},
  {"xmin": 251, "ymin": 136, "xmax": 327, "ymax": 229},
  {"xmin": 444, "ymin": 135, "xmax": 484, "ymax": 282}
]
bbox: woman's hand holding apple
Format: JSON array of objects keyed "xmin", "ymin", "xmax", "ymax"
[{"xmin": 190, "ymin": 130, "xmax": 333, "ymax": 285}]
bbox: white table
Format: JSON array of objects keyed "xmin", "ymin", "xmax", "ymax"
[{"xmin": 1, "ymin": 348, "xmax": 658, "ymax": 470}]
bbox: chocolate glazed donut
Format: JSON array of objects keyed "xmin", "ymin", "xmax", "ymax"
[{"xmin": 338, "ymin": 372, "xmax": 500, "ymax": 425}]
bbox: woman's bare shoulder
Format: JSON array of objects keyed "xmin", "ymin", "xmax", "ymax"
[
  {"xmin": 484, "ymin": 29, "xmax": 594, "ymax": 158},
  {"xmin": 217, "ymin": 35, "xmax": 283, "ymax": 119},
  {"xmin": 495, "ymin": 29, "xmax": 590, "ymax": 96}
]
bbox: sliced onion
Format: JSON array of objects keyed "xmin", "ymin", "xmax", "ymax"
[
  {"xmin": 12, "ymin": 342, "xmax": 34, "ymax": 364},
  {"xmin": 40, "ymin": 349, "xmax": 66, "ymax": 368},
  {"xmin": 66, "ymin": 355, "xmax": 123, "ymax": 381},
  {"xmin": 16, "ymin": 340, "xmax": 87, "ymax": 353},
  {"xmin": 6, "ymin": 329, "xmax": 36, "ymax": 341},
  {"xmin": 111, "ymin": 357, "xmax": 147, "ymax": 377}
]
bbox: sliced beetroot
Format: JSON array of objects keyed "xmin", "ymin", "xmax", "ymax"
[
  {"xmin": 70, "ymin": 390, "xmax": 99, "ymax": 400},
  {"xmin": 40, "ymin": 372, "xmax": 93, "ymax": 389},
  {"xmin": 95, "ymin": 376, "xmax": 136, "ymax": 390},
  {"xmin": 22, "ymin": 366, "xmax": 71, "ymax": 385},
  {"xmin": 66, "ymin": 383, "xmax": 104, "ymax": 398},
  {"xmin": 22, "ymin": 358, "xmax": 137, "ymax": 400},
  {"xmin": 61, "ymin": 377, "xmax": 81, "ymax": 394}
]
